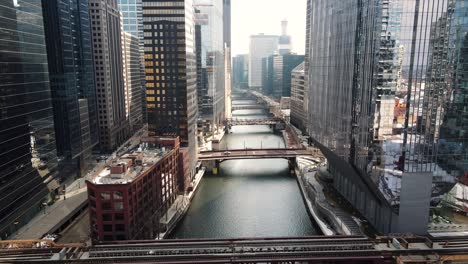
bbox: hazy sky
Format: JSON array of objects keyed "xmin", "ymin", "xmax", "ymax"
[{"xmin": 231, "ymin": 0, "xmax": 307, "ymax": 56}]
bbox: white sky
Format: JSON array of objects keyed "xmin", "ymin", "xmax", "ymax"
[{"xmin": 231, "ymin": 0, "xmax": 307, "ymax": 56}]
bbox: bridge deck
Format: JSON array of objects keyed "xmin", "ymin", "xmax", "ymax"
[
  {"xmin": 199, "ymin": 148, "xmax": 315, "ymax": 160},
  {"xmin": 225, "ymin": 118, "xmax": 284, "ymax": 126},
  {"xmin": 2, "ymin": 236, "xmax": 468, "ymax": 263}
]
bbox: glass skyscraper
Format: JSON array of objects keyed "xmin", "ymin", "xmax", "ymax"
[
  {"xmin": 118, "ymin": 0, "xmax": 146, "ymax": 126},
  {"xmin": 232, "ymin": 54, "xmax": 248, "ymax": 89},
  {"xmin": 194, "ymin": 0, "xmax": 225, "ymax": 134},
  {"xmin": 0, "ymin": 0, "xmax": 60, "ymax": 238},
  {"xmin": 42, "ymin": 0, "xmax": 99, "ymax": 175},
  {"xmin": 307, "ymin": 0, "xmax": 468, "ymax": 234},
  {"xmin": 118, "ymin": 0, "xmax": 143, "ymax": 39},
  {"xmin": 272, "ymin": 54, "xmax": 304, "ymax": 98}
]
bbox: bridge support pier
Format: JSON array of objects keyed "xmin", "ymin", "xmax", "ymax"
[
  {"xmin": 201, "ymin": 160, "xmax": 220, "ymax": 175},
  {"xmin": 288, "ymin": 157, "xmax": 296, "ymax": 175}
]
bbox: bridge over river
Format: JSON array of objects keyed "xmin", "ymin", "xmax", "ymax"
[
  {"xmin": 199, "ymin": 148, "xmax": 312, "ymax": 161},
  {"xmin": 2, "ymin": 235, "xmax": 468, "ymax": 263}
]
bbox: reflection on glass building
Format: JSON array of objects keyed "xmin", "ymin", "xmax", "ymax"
[
  {"xmin": 307, "ymin": 0, "xmax": 468, "ymax": 234},
  {"xmin": 42, "ymin": 0, "xmax": 99, "ymax": 176},
  {"xmin": 194, "ymin": 0, "xmax": 225, "ymax": 135},
  {"xmin": 117, "ymin": 0, "xmax": 147, "ymax": 124},
  {"xmin": 123, "ymin": 32, "xmax": 144, "ymax": 133},
  {"xmin": 0, "ymin": 0, "xmax": 60, "ymax": 238},
  {"xmin": 232, "ymin": 54, "xmax": 248, "ymax": 89},
  {"xmin": 272, "ymin": 54, "xmax": 304, "ymax": 98},
  {"xmin": 143, "ymin": 0, "xmax": 198, "ymax": 177}
]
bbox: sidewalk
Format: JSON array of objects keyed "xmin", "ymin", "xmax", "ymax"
[
  {"xmin": 297, "ymin": 157, "xmax": 362, "ymax": 236},
  {"xmin": 10, "ymin": 187, "xmax": 88, "ymax": 240}
]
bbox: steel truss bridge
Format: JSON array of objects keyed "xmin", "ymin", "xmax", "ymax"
[
  {"xmin": 225, "ymin": 117, "xmax": 283, "ymax": 126},
  {"xmin": 198, "ymin": 148, "xmax": 312, "ymax": 161},
  {"xmin": 1, "ymin": 236, "xmax": 468, "ymax": 263}
]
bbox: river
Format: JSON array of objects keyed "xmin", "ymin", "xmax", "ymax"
[{"xmin": 170, "ymin": 100, "xmax": 318, "ymax": 238}]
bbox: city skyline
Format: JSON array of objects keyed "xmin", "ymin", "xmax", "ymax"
[{"xmin": 231, "ymin": 0, "xmax": 306, "ymax": 56}]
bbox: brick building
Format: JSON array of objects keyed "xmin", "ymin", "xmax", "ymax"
[{"xmin": 86, "ymin": 136, "xmax": 185, "ymax": 241}]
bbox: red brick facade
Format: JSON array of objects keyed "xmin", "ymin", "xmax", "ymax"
[{"xmin": 86, "ymin": 137, "xmax": 183, "ymax": 241}]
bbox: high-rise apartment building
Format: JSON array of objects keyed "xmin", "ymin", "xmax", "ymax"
[
  {"xmin": 233, "ymin": 54, "xmax": 248, "ymax": 89},
  {"xmin": 194, "ymin": 0, "xmax": 225, "ymax": 134},
  {"xmin": 272, "ymin": 54, "xmax": 303, "ymax": 98},
  {"xmin": 307, "ymin": 0, "xmax": 468, "ymax": 234},
  {"xmin": 248, "ymin": 34, "xmax": 278, "ymax": 89},
  {"xmin": 0, "ymin": 0, "xmax": 61, "ymax": 238},
  {"xmin": 89, "ymin": 0, "xmax": 129, "ymax": 152},
  {"xmin": 42, "ymin": 0, "xmax": 99, "ymax": 176},
  {"xmin": 123, "ymin": 32, "xmax": 144, "ymax": 132},
  {"xmin": 278, "ymin": 20, "xmax": 292, "ymax": 55},
  {"xmin": 290, "ymin": 62, "xmax": 307, "ymax": 133},
  {"xmin": 143, "ymin": 0, "xmax": 198, "ymax": 177}
]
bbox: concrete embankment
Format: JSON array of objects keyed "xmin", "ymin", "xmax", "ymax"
[
  {"xmin": 296, "ymin": 168, "xmax": 335, "ymax": 236},
  {"xmin": 158, "ymin": 167, "xmax": 206, "ymax": 239},
  {"xmin": 296, "ymin": 158, "xmax": 363, "ymax": 236}
]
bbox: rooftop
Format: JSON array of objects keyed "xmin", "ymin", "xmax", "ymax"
[{"xmin": 89, "ymin": 139, "xmax": 175, "ymax": 185}]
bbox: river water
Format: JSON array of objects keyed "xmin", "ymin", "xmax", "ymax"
[{"xmin": 170, "ymin": 100, "xmax": 318, "ymax": 238}]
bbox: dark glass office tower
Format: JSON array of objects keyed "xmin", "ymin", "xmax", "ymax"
[
  {"xmin": 143, "ymin": 0, "xmax": 198, "ymax": 177},
  {"xmin": 272, "ymin": 54, "xmax": 304, "ymax": 98},
  {"xmin": 307, "ymin": 0, "xmax": 468, "ymax": 234},
  {"xmin": 42, "ymin": 0, "xmax": 99, "ymax": 176},
  {"xmin": 261, "ymin": 55, "xmax": 274, "ymax": 95},
  {"xmin": 233, "ymin": 54, "xmax": 248, "ymax": 89},
  {"xmin": 194, "ymin": 0, "xmax": 225, "ymax": 134},
  {"xmin": 0, "ymin": 0, "xmax": 60, "ymax": 238}
]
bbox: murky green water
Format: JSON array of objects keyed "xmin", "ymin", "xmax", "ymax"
[{"xmin": 170, "ymin": 103, "xmax": 318, "ymax": 239}]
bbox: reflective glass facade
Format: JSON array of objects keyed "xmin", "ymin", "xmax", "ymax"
[
  {"xmin": 272, "ymin": 54, "xmax": 304, "ymax": 98},
  {"xmin": 0, "ymin": 0, "xmax": 60, "ymax": 238},
  {"xmin": 307, "ymin": 0, "xmax": 468, "ymax": 234},
  {"xmin": 123, "ymin": 32, "xmax": 144, "ymax": 133},
  {"xmin": 42, "ymin": 0, "xmax": 98, "ymax": 174},
  {"xmin": 143, "ymin": 0, "xmax": 198, "ymax": 176},
  {"xmin": 232, "ymin": 54, "xmax": 248, "ymax": 89},
  {"xmin": 194, "ymin": 0, "xmax": 225, "ymax": 130},
  {"xmin": 117, "ymin": 0, "xmax": 146, "ymax": 124},
  {"xmin": 261, "ymin": 55, "xmax": 274, "ymax": 95},
  {"xmin": 118, "ymin": 0, "xmax": 143, "ymax": 39}
]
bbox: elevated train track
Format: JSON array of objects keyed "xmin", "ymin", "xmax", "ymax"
[{"xmin": 2, "ymin": 236, "xmax": 468, "ymax": 263}]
